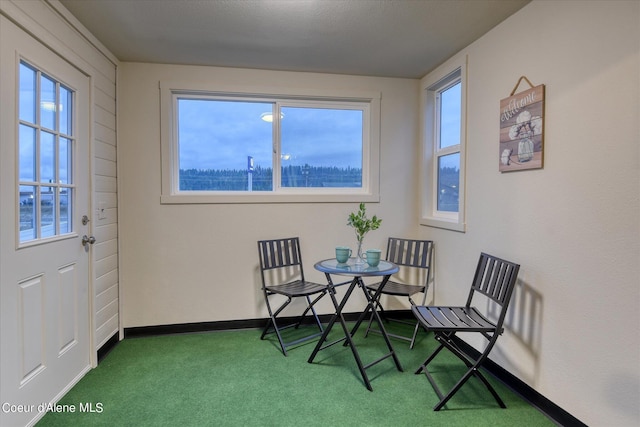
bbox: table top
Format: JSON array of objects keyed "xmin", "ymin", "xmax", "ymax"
[{"xmin": 314, "ymin": 258, "xmax": 399, "ymax": 277}]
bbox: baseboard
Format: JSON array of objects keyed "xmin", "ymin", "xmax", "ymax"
[
  {"xmin": 97, "ymin": 332, "xmax": 119, "ymax": 363},
  {"xmin": 120, "ymin": 310, "xmax": 582, "ymax": 426},
  {"xmin": 124, "ymin": 318, "xmax": 266, "ymax": 337},
  {"xmin": 123, "ymin": 312, "xmax": 372, "ymax": 338},
  {"xmin": 450, "ymin": 335, "xmax": 586, "ymax": 427}
]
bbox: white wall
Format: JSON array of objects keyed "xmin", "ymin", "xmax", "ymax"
[
  {"xmin": 118, "ymin": 1, "xmax": 639, "ymax": 425},
  {"xmin": 117, "ymin": 63, "xmax": 419, "ymax": 326},
  {"xmin": 418, "ymin": 1, "xmax": 639, "ymax": 426}
]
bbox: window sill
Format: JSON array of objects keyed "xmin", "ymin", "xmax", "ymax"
[
  {"xmin": 160, "ymin": 192, "xmax": 379, "ymax": 204},
  {"xmin": 420, "ymin": 216, "xmax": 466, "ymax": 233}
]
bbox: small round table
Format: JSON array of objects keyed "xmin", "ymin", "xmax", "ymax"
[{"xmin": 308, "ymin": 258, "xmax": 403, "ymax": 391}]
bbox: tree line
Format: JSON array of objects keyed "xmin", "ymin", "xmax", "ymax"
[{"xmin": 179, "ymin": 165, "xmax": 362, "ymax": 191}]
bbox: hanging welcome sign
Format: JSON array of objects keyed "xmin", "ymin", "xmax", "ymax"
[{"xmin": 499, "ymin": 76, "xmax": 545, "ymax": 172}]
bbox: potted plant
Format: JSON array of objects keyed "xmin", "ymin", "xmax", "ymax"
[{"xmin": 347, "ymin": 202, "xmax": 382, "ymax": 263}]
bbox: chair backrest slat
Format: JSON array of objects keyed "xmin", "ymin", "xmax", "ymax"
[
  {"xmin": 384, "ymin": 238, "xmax": 434, "ymax": 288},
  {"xmin": 468, "ymin": 252, "xmax": 520, "ymax": 308},
  {"xmin": 258, "ymin": 237, "xmax": 302, "ymax": 270},
  {"xmin": 386, "ymin": 238, "xmax": 433, "ymax": 269}
]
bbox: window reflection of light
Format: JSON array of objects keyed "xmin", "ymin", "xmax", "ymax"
[
  {"xmin": 41, "ymin": 102, "xmax": 63, "ymax": 112},
  {"xmin": 281, "ymin": 154, "xmax": 291, "ymax": 160},
  {"xmin": 260, "ymin": 112, "xmax": 284, "ymax": 122}
]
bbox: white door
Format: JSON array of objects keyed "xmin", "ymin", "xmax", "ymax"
[{"xmin": 1, "ymin": 17, "xmax": 92, "ymax": 427}]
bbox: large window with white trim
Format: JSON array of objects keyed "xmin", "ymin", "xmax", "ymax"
[
  {"xmin": 421, "ymin": 58, "xmax": 466, "ymax": 232},
  {"xmin": 161, "ymin": 83, "xmax": 380, "ymax": 204}
]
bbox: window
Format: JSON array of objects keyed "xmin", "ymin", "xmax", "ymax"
[
  {"xmin": 421, "ymin": 57, "xmax": 466, "ymax": 232},
  {"xmin": 161, "ymin": 82, "xmax": 380, "ymax": 204},
  {"xmin": 18, "ymin": 61, "xmax": 75, "ymax": 243}
]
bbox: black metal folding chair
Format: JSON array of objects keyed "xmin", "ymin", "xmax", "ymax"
[
  {"xmin": 364, "ymin": 238, "xmax": 434, "ymax": 348},
  {"xmin": 257, "ymin": 237, "xmax": 328, "ymax": 356},
  {"xmin": 412, "ymin": 252, "xmax": 520, "ymax": 410}
]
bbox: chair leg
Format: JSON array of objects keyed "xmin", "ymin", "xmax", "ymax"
[
  {"xmin": 441, "ymin": 336, "xmax": 507, "ymax": 409},
  {"xmin": 364, "ymin": 295, "xmax": 385, "ymax": 338},
  {"xmin": 261, "ymin": 294, "xmax": 292, "ymax": 338},
  {"xmin": 414, "ymin": 340, "xmax": 445, "ymax": 374},
  {"xmin": 287, "ymin": 293, "xmax": 325, "ymax": 334},
  {"xmin": 419, "ymin": 332, "xmax": 507, "ymax": 410},
  {"xmin": 432, "ymin": 359, "xmax": 506, "ymax": 411},
  {"xmin": 433, "ymin": 367, "xmax": 475, "ymax": 411},
  {"xmin": 261, "ymin": 295, "xmax": 293, "ymax": 355},
  {"xmin": 365, "ymin": 292, "xmax": 427, "ymax": 347},
  {"xmin": 408, "ymin": 322, "xmax": 421, "ymax": 349},
  {"xmin": 262, "ymin": 292, "xmax": 328, "ymax": 356},
  {"xmin": 302, "ymin": 292, "xmax": 326, "ymax": 333}
]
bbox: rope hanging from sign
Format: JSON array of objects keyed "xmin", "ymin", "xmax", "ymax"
[{"xmin": 510, "ymin": 75, "xmax": 536, "ymax": 96}]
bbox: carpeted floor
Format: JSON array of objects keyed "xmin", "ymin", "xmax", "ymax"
[{"xmin": 37, "ymin": 322, "xmax": 556, "ymax": 426}]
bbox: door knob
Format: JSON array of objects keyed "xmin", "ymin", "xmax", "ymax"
[{"xmin": 82, "ymin": 235, "xmax": 96, "ymax": 247}]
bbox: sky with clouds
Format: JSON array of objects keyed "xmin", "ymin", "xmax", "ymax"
[{"xmin": 177, "ymin": 99, "xmax": 363, "ymax": 172}]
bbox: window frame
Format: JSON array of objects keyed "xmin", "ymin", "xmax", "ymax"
[
  {"xmin": 160, "ymin": 81, "xmax": 380, "ymax": 204},
  {"xmin": 17, "ymin": 59, "xmax": 77, "ymax": 246},
  {"xmin": 420, "ymin": 55, "xmax": 467, "ymax": 232}
]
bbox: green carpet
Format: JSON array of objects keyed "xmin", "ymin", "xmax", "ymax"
[{"xmin": 37, "ymin": 322, "xmax": 555, "ymax": 426}]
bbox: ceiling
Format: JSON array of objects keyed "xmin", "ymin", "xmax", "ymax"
[{"xmin": 59, "ymin": 0, "xmax": 530, "ymax": 79}]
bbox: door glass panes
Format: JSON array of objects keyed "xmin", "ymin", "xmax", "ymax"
[
  {"xmin": 280, "ymin": 107, "xmax": 363, "ymax": 188},
  {"xmin": 59, "ymin": 188, "xmax": 71, "ymax": 234},
  {"xmin": 40, "ymin": 187, "xmax": 55, "ymax": 238},
  {"xmin": 59, "ymin": 137, "xmax": 71, "ymax": 184},
  {"xmin": 437, "ymin": 153, "xmax": 460, "ymax": 212},
  {"xmin": 19, "ymin": 185, "xmax": 36, "ymax": 241},
  {"xmin": 19, "ymin": 63, "xmax": 36, "ymax": 123},
  {"xmin": 177, "ymin": 99, "xmax": 273, "ymax": 191},
  {"xmin": 60, "ymin": 86, "xmax": 72, "ymax": 135},
  {"xmin": 439, "ymin": 82, "xmax": 461, "ymax": 149},
  {"xmin": 18, "ymin": 60, "xmax": 75, "ymax": 243},
  {"xmin": 40, "ymin": 131, "xmax": 55, "ymax": 183},
  {"xmin": 40, "ymin": 74, "xmax": 56, "ymax": 130},
  {"xmin": 19, "ymin": 124, "xmax": 36, "ymax": 181}
]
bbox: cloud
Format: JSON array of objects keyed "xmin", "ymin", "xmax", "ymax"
[{"xmin": 178, "ymin": 99, "xmax": 363, "ymax": 171}]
